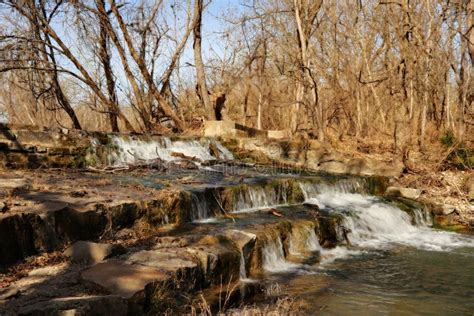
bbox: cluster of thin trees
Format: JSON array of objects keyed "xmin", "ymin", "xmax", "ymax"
[{"xmin": 0, "ymin": 0, "xmax": 473, "ymax": 147}]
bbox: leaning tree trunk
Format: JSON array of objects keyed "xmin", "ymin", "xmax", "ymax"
[{"xmin": 35, "ymin": 5, "xmax": 82, "ymax": 130}]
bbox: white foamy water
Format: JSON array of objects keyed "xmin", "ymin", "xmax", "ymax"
[
  {"xmin": 262, "ymin": 236, "xmax": 299, "ymax": 272},
  {"xmin": 319, "ymin": 246, "xmax": 364, "ymax": 266},
  {"xmin": 190, "ymin": 193, "xmax": 213, "ymax": 222},
  {"xmin": 232, "ymin": 185, "xmax": 289, "ymax": 213},
  {"xmin": 299, "ymin": 179, "xmax": 367, "ymax": 201},
  {"xmin": 109, "ymin": 136, "xmax": 233, "ymax": 166},
  {"xmin": 307, "ymin": 191, "xmax": 474, "ymax": 252}
]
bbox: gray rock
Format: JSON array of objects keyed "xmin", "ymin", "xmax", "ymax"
[
  {"xmin": 386, "ymin": 186, "xmax": 422, "ymax": 200},
  {"xmin": 63, "ymin": 241, "xmax": 124, "ymax": 265}
]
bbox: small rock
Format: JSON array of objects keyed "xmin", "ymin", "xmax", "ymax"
[
  {"xmin": 63, "ymin": 241, "xmax": 124, "ymax": 265},
  {"xmin": 431, "ymin": 204, "xmax": 457, "ymax": 216},
  {"xmin": 386, "ymin": 186, "xmax": 422, "ymax": 200},
  {"xmin": 0, "ymin": 201, "xmax": 7, "ymax": 213}
]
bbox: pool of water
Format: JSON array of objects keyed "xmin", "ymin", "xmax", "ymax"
[
  {"xmin": 255, "ymin": 189, "xmax": 474, "ymax": 316},
  {"xmin": 279, "ymin": 245, "xmax": 474, "ymax": 315}
]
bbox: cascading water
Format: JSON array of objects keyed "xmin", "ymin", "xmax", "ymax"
[
  {"xmin": 305, "ymin": 190, "xmax": 474, "ymax": 252},
  {"xmin": 109, "ymin": 136, "xmax": 233, "ymax": 166},
  {"xmin": 230, "ymin": 180, "xmax": 298, "ymax": 213},
  {"xmin": 233, "ymin": 186, "xmax": 288, "ymax": 213},
  {"xmin": 190, "ymin": 193, "xmax": 215, "ymax": 223},
  {"xmin": 298, "ymin": 178, "xmax": 369, "ymax": 204},
  {"xmin": 262, "ymin": 236, "xmax": 299, "ymax": 272},
  {"xmin": 288, "ymin": 225, "xmax": 321, "ymax": 255}
]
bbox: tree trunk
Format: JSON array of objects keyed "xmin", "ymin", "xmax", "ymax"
[
  {"xmin": 36, "ymin": 4, "xmax": 82, "ymax": 130},
  {"xmin": 97, "ymin": 0, "xmax": 119, "ymax": 132},
  {"xmin": 108, "ymin": 0, "xmax": 184, "ymax": 131},
  {"xmin": 193, "ymin": 0, "xmax": 214, "ymax": 120}
]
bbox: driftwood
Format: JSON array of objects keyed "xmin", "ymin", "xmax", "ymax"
[
  {"xmin": 86, "ymin": 165, "xmax": 130, "ymax": 173},
  {"xmin": 170, "ymin": 151, "xmax": 201, "ymax": 162},
  {"xmin": 126, "ymin": 149, "xmax": 169, "ymax": 170},
  {"xmin": 268, "ymin": 208, "xmax": 284, "ymax": 217}
]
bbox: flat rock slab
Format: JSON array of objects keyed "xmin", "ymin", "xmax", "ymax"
[
  {"xmin": 81, "ymin": 260, "xmax": 166, "ymax": 298},
  {"xmin": 64, "ymin": 241, "xmax": 124, "ymax": 265},
  {"xmin": 18, "ymin": 295, "xmax": 128, "ymax": 316},
  {"xmin": 126, "ymin": 249, "xmax": 197, "ymax": 272},
  {"xmin": 0, "ymin": 178, "xmax": 29, "ymax": 189},
  {"xmin": 0, "ymin": 178, "xmax": 29, "ymax": 197}
]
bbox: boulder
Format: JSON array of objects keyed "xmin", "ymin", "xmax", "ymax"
[
  {"xmin": 81, "ymin": 260, "xmax": 166, "ymax": 298},
  {"xmin": 223, "ymin": 229, "xmax": 256, "ymax": 258},
  {"xmin": 63, "ymin": 241, "xmax": 124, "ymax": 265},
  {"xmin": 386, "ymin": 186, "xmax": 422, "ymax": 200},
  {"xmin": 186, "ymin": 242, "xmax": 240, "ymax": 285}
]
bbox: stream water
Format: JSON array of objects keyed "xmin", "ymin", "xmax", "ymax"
[
  {"xmin": 110, "ymin": 137, "xmax": 474, "ymax": 315},
  {"xmin": 264, "ymin": 190, "xmax": 474, "ymax": 315}
]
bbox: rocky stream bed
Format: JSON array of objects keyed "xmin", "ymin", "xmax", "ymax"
[{"xmin": 0, "ymin": 126, "xmax": 473, "ymax": 315}]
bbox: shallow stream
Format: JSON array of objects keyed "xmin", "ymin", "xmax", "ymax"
[{"xmin": 112, "ymin": 136, "xmax": 474, "ymax": 314}]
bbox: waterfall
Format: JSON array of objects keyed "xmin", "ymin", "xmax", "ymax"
[
  {"xmin": 411, "ymin": 207, "xmax": 432, "ymax": 226},
  {"xmin": 289, "ymin": 225, "xmax": 321, "ymax": 255},
  {"xmin": 311, "ymin": 191, "xmax": 474, "ymax": 251},
  {"xmin": 109, "ymin": 136, "xmax": 233, "ymax": 166},
  {"xmin": 239, "ymin": 250, "xmax": 252, "ymax": 282},
  {"xmin": 190, "ymin": 193, "xmax": 215, "ymax": 223},
  {"xmin": 299, "ymin": 178, "xmax": 368, "ymax": 202},
  {"xmin": 262, "ymin": 236, "xmax": 299, "ymax": 272},
  {"xmin": 232, "ymin": 185, "xmax": 289, "ymax": 213}
]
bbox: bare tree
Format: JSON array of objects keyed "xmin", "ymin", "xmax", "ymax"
[{"xmin": 193, "ymin": 0, "xmax": 214, "ymax": 120}]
